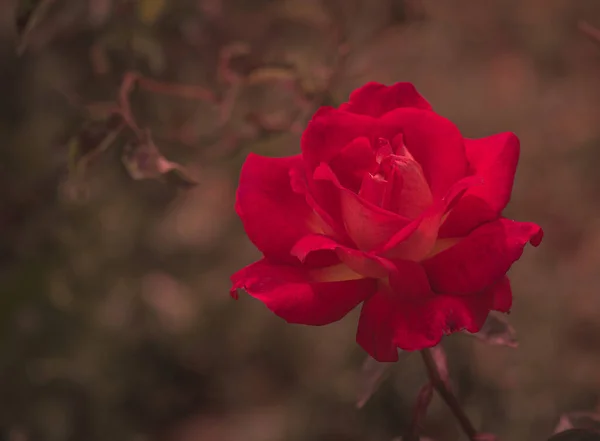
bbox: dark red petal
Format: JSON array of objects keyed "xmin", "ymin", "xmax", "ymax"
[
  {"xmin": 313, "ymin": 163, "xmax": 411, "ymax": 251},
  {"xmin": 489, "ymin": 276, "xmax": 512, "ymax": 312},
  {"xmin": 357, "ymin": 273, "xmax": 500, "ymax": 361},
  {"xmin": 379, "ymin": 108, "xmax": 468, "ymax": 198},
  {"xmin": 236, "ymin": 153, "xmax": 317, "ymax": 263},
  {"xmin": 356, "ymin": 291, "xmax": 405, "ymax": 362},
  {"xmin": 439, "ymin": 133, "xmax": 520, "ymax": 237},
  {"xmin": 423, "ymin": 218, "xmax": 543, "ymax": 295},
  {"xmin": 339, "ymin": 82, "xmax": 433, "ymax": 117},
  {"xmin": 301, "ymin": 108, "xmax": 377, "ymax": 170},
  {"xmin": 329, "ymin": 136, "xmax": 377, "ymax": 193},
  {"xmin": 356, "ymin": 261, "xmax": 433, "ymax": 361},
  {"xmin": 230, "ymin": 259, "xmax": 376, "ymax": 326}
]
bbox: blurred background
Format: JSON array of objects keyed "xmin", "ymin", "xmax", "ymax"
[{"xmin": 2, "ymin": 0, "xmax": 600, "ymax": 440}]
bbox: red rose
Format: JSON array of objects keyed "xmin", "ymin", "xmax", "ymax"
[{"xmin": 230, "ymin": 82, "xmax": 542, "ymax": 362}]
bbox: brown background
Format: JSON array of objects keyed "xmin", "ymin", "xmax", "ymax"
[{"xmin": 2, "ymin": 0, "xmax": 600, "ymax": 440}]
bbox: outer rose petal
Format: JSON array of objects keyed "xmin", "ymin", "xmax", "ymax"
[
  {"xmin": 489, "ymin": 276, "xmax": 512, "ymax": 312},
  {"xmin": 379, "ymin": 108, "xmax": 468, "ymax": 197},
  {"xmin": 423, "ymin": 218, "xmax": 543, "ymax": 295},
  {"xmin": 301, "ymin": 107, "xmax": 377, "ymax": 170},
  {"xmin": 439, "ymin": 132, "xmax": 520, "ymax": 237},
  {"xmin": 338, "ymin": 82, "xmax": 433, "ymax": 117},
  {"xmin": 230, "ymin": 259, "xmax": 376, "ymax": 326},
  {"xmin": 236, "ymin": 153, "xmax": 316, "ymax": 263},
  {"xmin": 356, "ymin": 270, "xmax": 502, "ymax": 362},
  {"xmin": 356, "ymin": 261, "xmax": 432, "ymax": 362}
]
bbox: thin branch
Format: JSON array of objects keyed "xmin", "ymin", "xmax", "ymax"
[
  {"xmin": 117, "ymin": 72, "xmax": 142, "ymax": 134},
  {"xmin": 17, "ymin": 0, "xmax": 58, "ymax": 55},
  {"xmin": 137, "ymin": 76, "xmax": 217, "ymax": 102},
  {"xmin": 75, "ymin": 123, "xmax": 125, "ymax": 175}
]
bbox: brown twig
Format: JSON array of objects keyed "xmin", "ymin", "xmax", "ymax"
[
  {"xmin": 117, "ymin": 72, "xmax": 142, "ymax": 134},
  {"xmin": 16, "ymin": 0, "xmax": 57, "ymax": 55},
  {"xmin": 76, "ymin": 123, "xmax": 125, "ymax": 173},
  {"xmin": 136, "ymin": 76, "xmax": 217, "ymax": 102},
  {"xmin": 421, "ymin": 348, "xmax": 478, "ymax": 441}
]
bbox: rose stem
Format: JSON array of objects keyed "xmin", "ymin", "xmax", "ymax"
[
  {"xmin": 420, "ymin": 348, "xmax": 478, "ymax": 441},
  {"xmin": 404, "ymin": 382, "xmax": 433, "ymax": 441}
]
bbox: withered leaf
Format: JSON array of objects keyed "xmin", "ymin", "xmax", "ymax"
[
  {"xmin": 470, "ymin": 311, "xmax": 518, "ymax": 348},
  {"xmin": 356, "ymin": 355, "xmax": 395, "ymax": 409},
  {"xmin": 122, "ymin": 131, "xmax": 198, "ymax": 188},
  {"xmin": 554, "ymin": 412, "xmax": 600, "ymax": 435},
  {"xmin": 429, "ymin": 345, "xmax": 450, "ymax": 389}
]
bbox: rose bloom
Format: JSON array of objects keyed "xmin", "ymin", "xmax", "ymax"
[{"xmin": 230, "ymin": 82, "xmax": 542, "ymax": 362}]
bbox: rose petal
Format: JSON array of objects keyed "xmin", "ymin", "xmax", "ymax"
[
  {"xmin": 356, "ymin": 261, "xmax": 432, "ymax": 361},
  {"xmin": 358, "ymin": 173, "xmax": 388, "ymax": 206},
  {"xmin": 380, "ymin": 108, "xmax": 468, "ymax": 198},
  {"xmin": 423, "ymin": 218, "xmax": 543, "ymax": 295},
  {"xmin": 230, "ymin": 259, "xmax": 376, "ymax": 326},
  {"xmin": 377, "ymin": 175, "xmax": 482, "ymax": 261},
  {"xmin": 382, "ymin": 154, "xmax": 432, "ymax": 218},
  {"xmin": 439, "ymin": 132, "xmax": 520, "ymax": 237},
  {"xmin": 339, "ymin": 82, "xmax": 433, "ymax": 117},
  {"xmin": 289, "ymin": 165, "xmax": 350, "ymax": 243},
  {"xmin": 329, "ymin": 137, "xmax": 377, "ymax": 193},
  {"xmin": 236, "ymin": 153, "xmax": 318, "ymax": 263},
  {"xmin": 301, "ymin": 108, "xmax": 377, "ymax": 170},
  {"xmin": 291, "ymin": 234, "xmax": 391, "ymax": 279},
  {"xmin": 356, "ymin": 272, "xmax": 499, "ymax": 361},
  {"xmin": 490, "ymin": 276, "xmax": 512, "ymax": 312},
  {"xmin": 313, "ymin": 163, "xmax": 412, "ymax": 251}
]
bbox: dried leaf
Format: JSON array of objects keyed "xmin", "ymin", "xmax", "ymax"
[
  {"xmin": 554, "ymin": 412, "xmax": 600, "ymax": 435},
  {"xmin": 429, "ymin": 345, "xmax": 450, "ymax": 389},
  {"xmin": 356, "ymin": 355, "xmax": 395, "ymax": 409},
  {"xmin": 122, "ymin": 131, "xmax": 198, "ymax": 187},
  {"xmin": 471, "ymin": 312, "xmax": 518, "ymax": 348}
]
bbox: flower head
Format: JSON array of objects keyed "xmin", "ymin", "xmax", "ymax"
[{"xmin": 230, "ymin": 82, "xmax": 542, "ymax": 362}]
